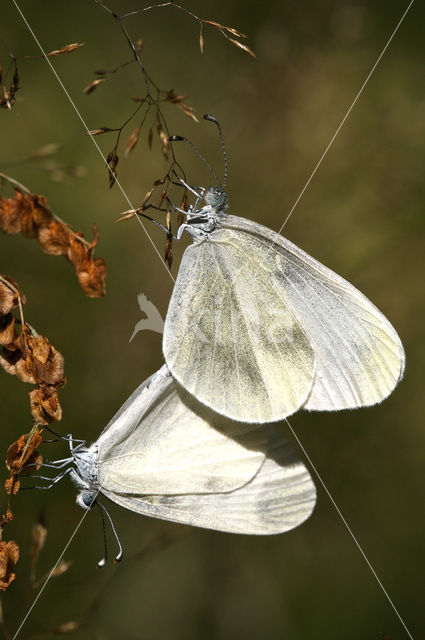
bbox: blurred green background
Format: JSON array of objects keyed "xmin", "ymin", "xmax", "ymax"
[{"xmin": 1, "ymin": 1, "xmax": 424, "ymax": 638}]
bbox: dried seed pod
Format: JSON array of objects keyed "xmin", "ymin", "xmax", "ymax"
[
  {"xmin": 37, "ymin": 219, "xmax": 70, "ymax": 256},
  {"xmin": 84, "ymin": 78, "xmax": 106, "ymax": 94},
  {"xmin": 0, "ymin": 314, "xmax": 16, "ymax": 346},
  {"xmin": 6, "ymin": 429, "xmax": 43, "ymax": 476},
  {"xmin": 46, "ymin": 43, "xmax": 84, "ymax": 56},
  {"xmin": 106, "ymin": 149, "xmax": 119, "ymax": 188},
  {"xmin": 29, "ymin": 384, "xmax": 63, "ymax": 424},
  {"xmin": 124, "ymin": 124, "xmax": 142, "ymax": 157}
]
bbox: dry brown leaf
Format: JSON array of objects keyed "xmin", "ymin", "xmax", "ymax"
[
  {"xmin": 47, "ymin": 43, "xmax": 85, "ymax": 57},
  {"xmin": 199, "ymin": 32, "xmax": 204, "ymax": 54},
  {"xmin": 124, "ymin": 124, "xmax": 142, "ymax": 157},
  {"xmin": 0, "ymin": 540, "xmax": 19, "ymax": 591}
]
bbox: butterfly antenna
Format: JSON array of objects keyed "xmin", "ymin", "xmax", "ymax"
[
  {"xmin": 97, "ymin": 501, "xmax": 123, "ymax": 564},
  {"xmin": 168, "ymin": 135, "xmax": 220, "ymax": 188},
  {"xmin": 96, "ymin": 502, "xmax": 108, "ymax": 568},
  {"xmin": 43, "ymin": 425, "xmax": 70, "ymax": 441},
  {"xmin": 203, "ymin": 114, "xmax": 228, "ymax": 190}
]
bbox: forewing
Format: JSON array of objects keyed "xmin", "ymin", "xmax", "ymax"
[
  {"xmin": 163, "ymin": 236, "xmax": 315, "ymax": 423},
  {"xmin": 101, "ymin": 424, "xmax": 316, "ymax": 535},
  {"xmin": 97, "ymin": 365, "xmax": 266, "ymax": 495},
  {"xmin": 221, "ymin": 214, "xmax": 405, "ymax": 410}
]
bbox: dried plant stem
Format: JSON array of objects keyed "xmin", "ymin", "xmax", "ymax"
[
  {"xmin": 0, "ymin": 173, "xmax": 94, "ymax": 251},
  {"xmin": 0, "ymin": 172, "xmax": 31, "ymax": 196}
]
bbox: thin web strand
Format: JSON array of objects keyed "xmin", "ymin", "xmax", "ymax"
[
  {"xmin": 278, "ymin": 0, "xmax": 414, "ymax": 233},
  {"xmin": 11, "ymin": 0, "xmax": 175, "ymax": 284},
  {"xmin": 285, "ymin": 418, "xmax": 414, "ymax": 640},
  {"xmin": 12, "ymin": 500, "xmax": 96, "ymax": 639}
]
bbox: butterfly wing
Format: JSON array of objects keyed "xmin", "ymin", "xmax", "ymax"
[
  {"xmin": 96, "ymin": 365, "xmax": 266, "ymax": 495},
  {"xmin": 100, "ymin": 424, "xmax": 316, "ymax": 535},
  {"xmin": 220, "ymin": 214, "xmax": 405, "ymax": 411},
  {"xmin": 163, "ymin": 236, "xmax": 315, "ymax": 423}
]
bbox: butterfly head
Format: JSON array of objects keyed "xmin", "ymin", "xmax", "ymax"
[{"xmin": 204, "ymin": 186, "xmax": 228, "ymax": 213}]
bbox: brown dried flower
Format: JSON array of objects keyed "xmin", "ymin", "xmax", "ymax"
[
  {"xmin": 67, "ymin": 229, "xmax": 107, "ymax": 297},
  {"xmin": 76, "ymin": 257, "xmax": 108, "ymax": 298},
  {"xmin": 0, "ymin": 540, "xmax": 19, "ymax": 591},
  {"xmin": 37, "ymin": 218, "xmax": 70, "ymax": 256},
  {"xmin": 0, "ymin": 193, "xmax": 22, "ymax": 234},
  {"xmin": 13, "ymin": 334, "xmax": 65, "ymax": 386},
  {"xmin": 29, "ymin": 384, "xmax": 63, "ymax": 424},
  {"xmin": 1, "ymin": 185, "xmax": 107, "ymax": 297}
]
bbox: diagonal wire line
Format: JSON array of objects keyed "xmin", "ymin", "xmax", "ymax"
[
  {"xmin": 10, "ymin": 2, "xmax": 415, "ymax": 639},
  {"xmin": 285, "ymin": 418, "xmax": 414, "ymax": 640},
  {"xmin": 11, "ymin": 0, "xmax": 175, "ymax": 284},
  {"xmin": 12, "ymin": 502, "xmax": 95, "ymax": 639},
  {"xmin": 279, "ymin": 0, "xmax": 414, "ymax": 233}
]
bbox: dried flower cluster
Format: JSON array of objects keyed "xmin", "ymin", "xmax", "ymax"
[
  {"xmin": 0, "ymin": 426, "xmax": 44, "ymax": 591},
  {"xmin": 0, "ymin": 276, "xmax": 66, "ymax": 428},
  {"xmin": 84, "ymin": 2, "xmax": 254, "ymax": 189},
  {"xmin": 0, "ymin": 184, "xmax": 107, "ymax": 297}
]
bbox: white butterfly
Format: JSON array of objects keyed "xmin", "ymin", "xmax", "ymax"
[
  {"xmin": 163, "ymin": 119, "xmax": 405, "ymax": 424},
  {"xmin": 63, "ymin": 365, "xmax": 316, "ymax": 538}
]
